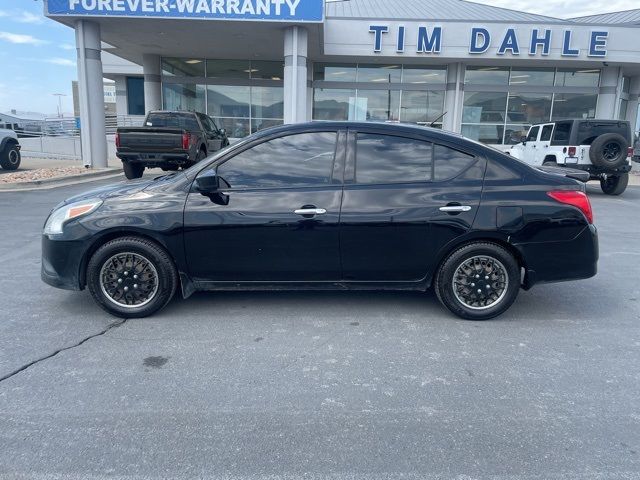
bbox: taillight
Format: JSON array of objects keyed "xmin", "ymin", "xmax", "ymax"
[
  {"xmin": 115, "ymin": 132, "xmax": 120, "ymax": 149},
  {"xmin": 628, "ymin": 147, "xmax": 634, "ymax": 158},
  {"xmin": 547, "ymin": 190, "xmax": 593, "ymax": 224},
  {"xmin": 182, "ymin": 132, "xmax": 190, "ymax": 150},
  {"xmin": 568, "ymin": 146, "xmax": 577, "ymax": 157}
]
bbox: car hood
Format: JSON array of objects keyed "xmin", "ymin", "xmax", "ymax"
[{"xmin": 61, "ymin": 178, "xmax": 153, "ymax": 205}]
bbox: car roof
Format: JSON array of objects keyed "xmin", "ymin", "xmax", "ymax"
[{"xmin": 251, "ymin": 121, "xmax": 483, "ymax": 148}]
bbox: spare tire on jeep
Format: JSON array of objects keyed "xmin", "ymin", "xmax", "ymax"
[{"xmin": 589, "ymin": 133, "xmax": 629, "ymax": 169}]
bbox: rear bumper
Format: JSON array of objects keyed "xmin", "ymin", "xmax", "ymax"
[
  {"xmin": 117, "ymin": 152, "xmax": 191, "ymax": 167},
  {"xmin": 518, "ymin": 224, "xmax": 598, "ymax": 289},
  {"xmin": 41, "ymin": 235, "xmax": 86, "ymax": 291}
]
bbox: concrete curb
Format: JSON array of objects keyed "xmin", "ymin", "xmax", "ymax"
[{"xmin": 0, "ymin": 169, "xmax": 124, "ymax": 192}]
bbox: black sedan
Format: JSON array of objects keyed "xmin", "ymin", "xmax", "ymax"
[{"xmin": 42, "ymin": 122, "xmax": 598, "ymax": 320}]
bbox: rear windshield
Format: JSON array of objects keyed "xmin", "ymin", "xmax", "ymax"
[{"xmin": 145, "ymin": 113, "xmax": 200, "ymax": 131}]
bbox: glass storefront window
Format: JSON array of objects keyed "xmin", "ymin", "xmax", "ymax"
[
  {"xmin": 554, "ymin": 69, "xmax": 600, "ymax": 87},
  {"xmin": 251, "ymin": 86, "xmax": 284, "ymax": 120},
  {"xmin": 314, "ymin": 63, "xmax": 357, "ymax": 82},
  {"xmin": 461, "ymin": 124, "xmax": 504, "ymax": 144},
  {"xmin": 313, "ymin": 88, "xmax": 357, "ymax": 120},
  {"xmin": 126, "ymin": 77, "xmax": 145, "ymax": 116},
  {"xmin": 463, "ymin": 92, "xmax": 508, "ymax": 123},
  {"xmin": 162, "ymin": 58, "xmax": 205, "ymax": 77},
  {"xmin": 206, "ymin": 85, "xmax": 250, "ymax": 118},
  {"xmin": 251, "ymin": 119, "xmax": 284, "ymax": 133},
  {"xmin": 206, "ymin": 60, "xmax": 250, "ymax": 79},
  {"xmin": 356, "ymin": 90, "xmax": 400, "ymax": 121},
  {"xmin": 504, "ymin": 124, "xmax": 531, "ymax": 145},
  {"xmin": 251, "ymin": 61, "xmax": 285, "ymax": 80},
  {"xmin": 509, "ymin": 68, "xmax": 554, "ymax": 86},
  {"xmin": 402, "ymin": 66, "xmax": 447, "ymax": 84},
  {"xmin": 356, "ymin": 65, "xmax": 401, "ymax": 83},
  {"xmin": 507, "ymin": 93, "xmax": 552, "ymax": 124},
  {"xmin": 465, "ymin": 67, "xmax": 509, "ymax": 85},
  {"xmin": 400, "ymin": 90, "xmax": 444, "ymax": 124},
  {"xmin": 162, "ymin": 84, "xmax": 206, "ymax": 112},
  {"xmin": 217, "ymin": 118, "xmax": 251, "ymax": 138},
  {"xmin": 551, "ymin": 93, "xmax": 597, "ymax": 120}
]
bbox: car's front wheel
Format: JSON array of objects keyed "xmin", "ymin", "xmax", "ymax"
[
  {"xmin": 87, "ymin": 237, "xmax": 178, "ymax": 318},
  {"xmin": 435, "ymin": 242, "xmax": 520, "ymax": 320}
]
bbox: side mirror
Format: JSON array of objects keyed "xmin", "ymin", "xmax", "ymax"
[
  {"xmin": 219, "ymin": 128, "xmax": 227, "ymax": 137},
  {"xmin": 521, "ymin": 136, "xmax": 527, "ymax": 145},
  {"xmin": 195, "ymin": 172, "xmax": 231, "ymax": 205},
  {"xmin": 194, "ymin": 173, "xmax": 220, "ymax": 193}
]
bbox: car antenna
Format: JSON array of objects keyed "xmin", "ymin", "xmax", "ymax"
[{"xmin": 429, "ymin": 112, "xmax": 446, "ymax": 127}]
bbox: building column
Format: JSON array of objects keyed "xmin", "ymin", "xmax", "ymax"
[
  {"xmin": 143, "ymin": 54, "xmax": 162, "ymax": 112},
  {"xmin": 284, "ymin": 26, "xmax": 308, "ymax": 124},
  {"xmin": 76, "ymin": 20, "xmax": 107, "ymax": 168},
  {"xmin": 443, "ymin": 63, "xmax": 465, "ymax": 133},
  {"xmin": 625, "ymin": 76, "xmax": 640, "ymax": 132},
  {"xmin": 596, "ymin": 66, "xmax": 622, "ymax": 119},
  {"xmin": 114, "ymin": 76, "xmax": 128, "ymax": 117}
]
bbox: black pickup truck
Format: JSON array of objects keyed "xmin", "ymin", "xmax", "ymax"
[{"xmin": 116, "ymin": 111, "xmax": 229, "ymax": 179}]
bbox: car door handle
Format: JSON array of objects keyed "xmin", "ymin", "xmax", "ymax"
[
  {"xmin": 439, "ymin": 205, "xmax": 472, "ymax": 213},
  {"xmin": 294, "ymin": 208, "xmax": 327, "ymax": 216}
]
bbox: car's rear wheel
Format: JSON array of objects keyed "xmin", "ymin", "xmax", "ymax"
[
  {"xmin": 123, "ymin": 162, "xmax": 144, "ymax": 180},
  {"xmin": 0, "ymin": 144, "xmax": 21, "ymax": 170},
  {"xmin": 87, "ymin": 237, "xmax": 178, "ymax": 318},
  {"xmin": 435, "ymin": 242, "xmax": 520, "ymax": 320},
  {"xmin": 600, "ymin": 173, "xmax": 629, "ymax": 196}
]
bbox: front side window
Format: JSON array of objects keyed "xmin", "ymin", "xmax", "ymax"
[
  {"xmin": 217, "ymin": 132, "xmax": 337, "ymax": 189},
  {"xmin": 355, "ymin": 134, "xmax": 432, "ymax": 184},
  {"xmin": 526, "ymin": 126, "xmax": 540, "ymax": 142}
]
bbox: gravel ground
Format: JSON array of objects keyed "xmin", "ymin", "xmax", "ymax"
[{"xmin": 0, "ymin": 166, "xmax": 106, "ymax": 184}]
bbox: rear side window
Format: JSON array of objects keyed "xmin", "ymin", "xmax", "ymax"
[
  {"xmin": 540, "ymin": 125, "xmax": 553, "ymax": 142},
  {"xmin": 217, "ymin": 132, "xmax": 337, "ymax": 189},
  {"xmin": 526, "ymin": 126, "xmax": 540, "ymax": 142},
  {"xmin": 433, "ymin": 145, "xmax": 476, "ymax": 181},
  {"xmin": 551, "ymin": 121, "xmax": 572, "ymax": 144},
  {"xmin": 355, "ymin": 134, "xmax": 432, "ymax": 184}
]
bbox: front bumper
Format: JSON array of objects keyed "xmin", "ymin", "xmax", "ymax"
[
  {"xmin": 519, "ymin": 224, "xmax": 598, "ymax": 289},
  {"xmin": 41, "ymin": 235, "xmax": 86, "ymax": 291}
]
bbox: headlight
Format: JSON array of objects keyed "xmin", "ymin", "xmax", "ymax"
[{"xmin": 44, "ymin": 199, "xmax": 102, "ymax": 235}]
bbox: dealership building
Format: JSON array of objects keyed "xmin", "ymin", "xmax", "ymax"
[{"xmin": 44, "ymin": 0, "xmax": 640, "ymax": 167}]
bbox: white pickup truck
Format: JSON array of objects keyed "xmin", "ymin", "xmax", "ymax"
[
  {"xmin": 509, "ymin": 119, "xmax": 633, "ymax": 195},
  {"xmin": 0, "ymin": 128, "xmax": 21, "ymax": 171}
]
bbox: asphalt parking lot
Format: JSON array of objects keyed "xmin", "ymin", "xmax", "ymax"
[{"xmin": 0, "ymin": 176, "xmax": 639, "ymax": 479}]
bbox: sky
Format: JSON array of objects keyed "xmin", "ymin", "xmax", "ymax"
[{"xmin": 0, "ymin": 0, "xmax": 637, "ymax": 116}]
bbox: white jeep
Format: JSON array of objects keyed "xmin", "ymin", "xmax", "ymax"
[
  {"xmin": 509, "ymin": 119, "xmax": 633, "ymax": 195},
  {"xmin": 0, "ymin": 128, "xmax": 21, "ymax": 171}
]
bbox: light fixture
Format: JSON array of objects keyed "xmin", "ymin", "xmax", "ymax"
[{"xmin": 185, "ymin": 59, "xmax": 202, "ymax": 64}]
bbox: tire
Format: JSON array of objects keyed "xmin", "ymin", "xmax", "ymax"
[
  {"xmin": 434, "ymin": 242, "xmax": 520, "ymax": 321},
  {"xmin": 589, "ymin": 133, "xmax": 629, "ymax": 169},
  {"xmin": 600, "ymin": 173, "xmax": 629, "ymax": 196},
  {"xmin": 0, "ymin": 143, "xmax": 21, "ymax": 170},
  {"xmin": 123, "ymin": 162, "xmax": 144, "ymax": 180},
  {"xmin": 87, "ymin": 237, "xmax": 178, "ymax": 318}
]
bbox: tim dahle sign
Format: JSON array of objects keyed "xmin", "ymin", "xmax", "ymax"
[
  {"xmin": 369, "ymin": 25, "xmax": 609, "ymax": 57},
  {"xmin": 45, "ymin": 0, "xmax": 324, "ymax": 22}
]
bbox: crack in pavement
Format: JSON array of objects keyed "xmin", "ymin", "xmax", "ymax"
[{"xmin": 0, "ymin": 318, "xmax": 129, "ymax": 384}]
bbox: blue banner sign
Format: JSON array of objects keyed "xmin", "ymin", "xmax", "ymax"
[{"xmin": 46, "ymin": 0, "xmax": 324, "ymax": 22}]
